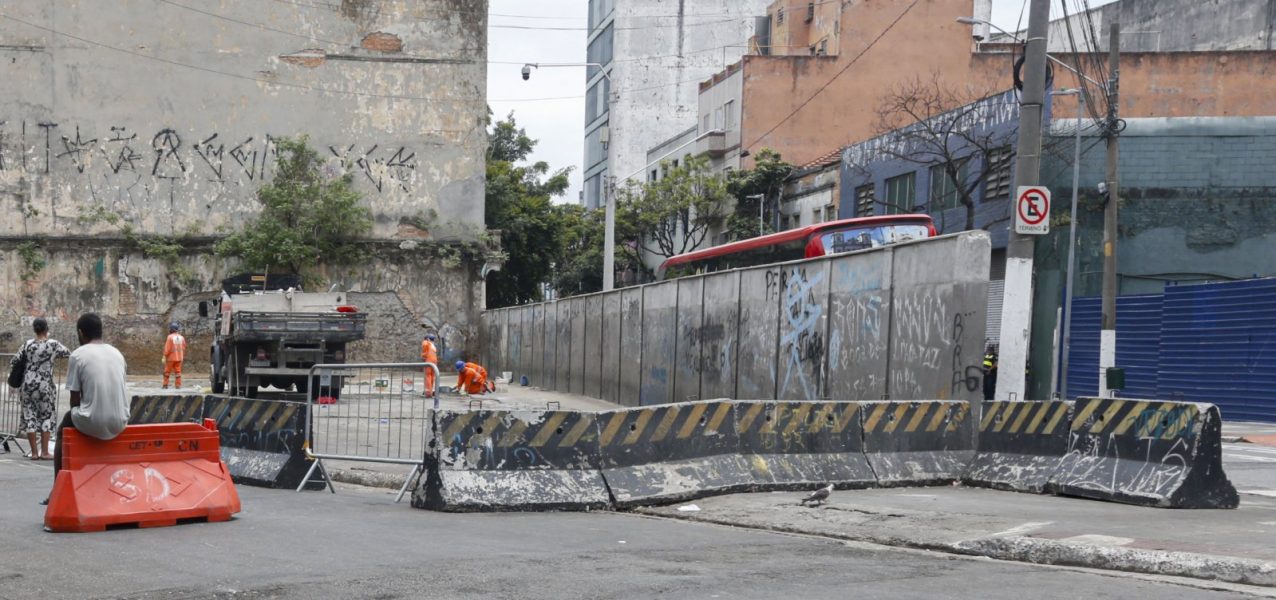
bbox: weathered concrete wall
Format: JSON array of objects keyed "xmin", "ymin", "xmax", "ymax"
[
  {"xmin": 0, "ymin": 0, "xmax": 486, "ymax": 239},
  {"xmin": 0, "ymin": 240, "xmax": 479, "ymax": 374},
  {"xmin": 482, "ymin": 231, "xmax": 991, "ymax": 406},
  {"xmin": 0, "ymin": 1, "xmax": 489, "ymax": 372}
]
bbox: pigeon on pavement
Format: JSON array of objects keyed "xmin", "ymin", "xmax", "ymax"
[{"xmin": 800, "ymin": 483, "xmax": 834, "ymax": 506}]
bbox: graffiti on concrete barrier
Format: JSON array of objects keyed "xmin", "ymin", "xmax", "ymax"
[
  {"xmin": 779, "ymin": 266, "xmax": 825, "ymax": 399},
  {"xmin": 950, "ymin": 311, "xmax": 982, "ymax": 395}
]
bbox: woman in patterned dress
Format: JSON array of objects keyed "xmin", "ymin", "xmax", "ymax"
[{"xmin": 8, "ymin": 318, "xmax": 70, "ymax": 460}]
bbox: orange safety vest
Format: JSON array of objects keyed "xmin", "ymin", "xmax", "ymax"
[{"xmin": 164, "ymin": 333, "xmax": 186, "ymax": 362}]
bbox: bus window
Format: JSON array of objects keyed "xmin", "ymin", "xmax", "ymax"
[{"xmin": 817, "ymin": 224, "xmax": 930, "ymax": 256}]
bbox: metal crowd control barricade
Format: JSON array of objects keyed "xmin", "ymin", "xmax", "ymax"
[
  {"xmin": 300, "ymin": 362, "xmax": 441, "ymax": 502},
  {"xmin": 1, "ymin": 353, "xmax": 23, "ymax": 455}
]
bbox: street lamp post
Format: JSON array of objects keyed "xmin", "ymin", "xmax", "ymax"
[
  {"xmin": 522, "ymin": 63, "xmax": 618, "ymax": 290},
  {"xmin": 1053, "ymin": 88, "xmax": 1084, "ymax": 399}
]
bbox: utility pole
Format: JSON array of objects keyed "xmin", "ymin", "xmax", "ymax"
[
  {"xmin": 1098, "ymin": 23, "xmax": 1121, "ymax": 397},
  {"xmin": 995, "ymin": 0, "xmax": 1050, "ymax": 402}
]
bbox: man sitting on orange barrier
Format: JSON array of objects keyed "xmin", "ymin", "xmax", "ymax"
[
  {"xmin": 44, "ymin": 313, "xmax": 130, "ymax": 505},
  {"xmin": 454, "ymin": 360, "xmax": 495, "ymax": 395}
]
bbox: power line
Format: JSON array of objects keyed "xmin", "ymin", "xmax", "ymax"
[{"xmin": 744, "ymin": 0, "xmax": 921, "ymax": 151}]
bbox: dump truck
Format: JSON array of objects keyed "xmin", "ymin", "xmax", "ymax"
[{"xmin": 199, "ymin": 274, "xmax": 366, "ymax": 399}]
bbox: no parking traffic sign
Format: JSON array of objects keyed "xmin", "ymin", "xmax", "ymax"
[{"xmin": 1015, "ymin": 186, "xmax": 1051, "ymax": 235}]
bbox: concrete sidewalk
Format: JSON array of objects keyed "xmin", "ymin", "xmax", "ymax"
[{"xmin": 635, "ymin": 486, "xmax": 1276, "ymax": 588}]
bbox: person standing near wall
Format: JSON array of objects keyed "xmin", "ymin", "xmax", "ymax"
[
  {"xmin": 8, "ymin": 318, "xmax": 70, "ymax": 460},
  {"xmin": 983, "ymin": 345, "xmax": 998, "ymax": 402},
  {"xmin": 420, "ymin": 333, "xmax": 439, "ymax": 397},
  {"xmin": 162, "ymin": 322, "xmax": 186, "ymax": 389}
]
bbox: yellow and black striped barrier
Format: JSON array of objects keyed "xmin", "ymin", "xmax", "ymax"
[
  {"xmin": 1050, "ymin": 397, "xmax": 1238, "ymax": 508},
  {"xmin": 860, "ymin": 400, "xmax": 974, "ymax": 486},
  {"xmin": 204, "ymin": 396, "xmax": 312, "ymax": 489},
  {"xmin": 129, "ymin": 395, "xmax": 205, "ymax": 425},
  {"xmin": 420, "ymin": 409, "xmax": 611, "ymax": 511},
  {"xmin": 733, "ymin": 401, "xmax": 875, "ymax": 490},
  {"xmin": 963, "ymin": 400, "xmax": 1072, "ymax": 493},
  {"xmin": 594, "ymin": 401, "xmax": 752, "ymax": 508},
  {"xmin": 125, "ymin": 394, "xmax": 315, "ymax": 490}
]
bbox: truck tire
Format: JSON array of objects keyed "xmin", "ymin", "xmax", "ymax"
[{"xmin": 211, "ymin": 351, "xmax": 226, "ymax": 394}]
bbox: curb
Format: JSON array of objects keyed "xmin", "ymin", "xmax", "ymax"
[
  {"xmin": 634, "ymin": 508, "xmax": 1276, "ymax": 589},
  {"xmin": 328, "ymin": 468, "xmax": 411, "ymax": 490}
]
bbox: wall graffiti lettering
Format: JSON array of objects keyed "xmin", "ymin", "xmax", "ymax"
[
  {"xmin": 0, "ymin": 120, "xmax": 418, "ymax": 194},
  {"xmin": 779, "ymin": 267, "xmax": 825, "ymax": 399}
]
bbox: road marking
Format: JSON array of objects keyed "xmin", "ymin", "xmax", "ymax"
[
  {"xmin": 990, "ymin": 521, "xmax": 1053, "ymax": 538},
  {"xmin": 1239, "ymin": 490, "xmax": 1276, "ymax": 498},
  {"xmin": 1061, "ymin": 534, "xmax": 1133, "ymax": 547}
]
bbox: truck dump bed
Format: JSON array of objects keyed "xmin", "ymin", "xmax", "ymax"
[{"xmin": 229, "ymin": 311, "xmax": 367, "ymax": 343}]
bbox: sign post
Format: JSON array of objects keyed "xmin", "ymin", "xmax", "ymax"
[{"xmin": 1015, "ymin": 186, "xmax": 1051, "ymax": 235}]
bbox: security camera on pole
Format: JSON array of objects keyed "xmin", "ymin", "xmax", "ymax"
[{"xmin": 995, "ymin": 0, "xmax": 1052, "ymax": 402}]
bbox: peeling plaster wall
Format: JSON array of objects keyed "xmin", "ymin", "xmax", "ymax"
[
  {"xmin": 0, "ymin": 0, "xmax": 488, "ymax": 372},
  {"xmin": 0, "ymin": 240, "xmax": 480, "ymax": 374}
]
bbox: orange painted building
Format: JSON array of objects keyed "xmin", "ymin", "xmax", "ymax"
[{"xmin": 727, "ymin": 0, "xmax": 1276, "ymax": 169}]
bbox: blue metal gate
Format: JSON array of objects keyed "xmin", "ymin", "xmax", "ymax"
[{"xmin": 1064, "ymin": 278, "xmax": 1276, "ymax": 423}]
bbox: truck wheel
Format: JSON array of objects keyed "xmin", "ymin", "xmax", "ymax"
[
  {"xmin": 210, "ymin": 351, "xmax": 226, "ymax": 394},
  {"xmin": 245, "ymin": 386, "xmax": 258, "ymax": 399}
]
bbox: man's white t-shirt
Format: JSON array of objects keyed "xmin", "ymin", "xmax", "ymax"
[{"xmin": 65, "ymin": 342, "xmax": 130, "ymax": 440}]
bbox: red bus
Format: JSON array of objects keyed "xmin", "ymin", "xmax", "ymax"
[{"xmin": 656, "ymin": 214, "xmax": 937, "ymax": 280}]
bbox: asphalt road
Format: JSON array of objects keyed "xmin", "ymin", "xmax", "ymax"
[{"xmin": 0, "ymin": 457, "xmax": 1263, "ymax": 600}]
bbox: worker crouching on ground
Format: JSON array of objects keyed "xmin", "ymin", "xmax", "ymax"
[
  {"xmin": 454, "ymin": 360, "xmax": 496, "ymax": 395},
  {"xmin": 162, "ymin": 322, "xmax": 186, "ymax": 389}
]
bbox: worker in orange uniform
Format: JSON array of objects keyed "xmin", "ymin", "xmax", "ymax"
[
  {"xmin": 420, "ymin": 333, "xmax": 438, "ymax": 397},
  {"xmin": 162, "ymin": 322, "xmax": 186, "ymax": 389},
  {"xmin": 454, "ymin": 360, "xmax": 496, "ymax": 395}
]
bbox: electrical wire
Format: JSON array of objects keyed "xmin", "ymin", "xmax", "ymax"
[{"xmin": 744, "ymin": 0, "xmax": 921, "ymax": 151}]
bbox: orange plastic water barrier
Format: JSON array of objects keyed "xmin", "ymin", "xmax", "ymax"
[{"xmin": 44, "ymin": 419, "xmax": 242, "ymax": 533}]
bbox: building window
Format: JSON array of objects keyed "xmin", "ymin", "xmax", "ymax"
[
  {"xmin": 884, "ymin": 173, "xmax": 916, "ymax": 214},
  {"xmin": 723, "ymin": 100, "xmax": 736, "ymax": 131},
  {"xmin": 855, "ymin": 184, "xmax": 875, "ymax": 217},
  {"xmin": 806, "ymin": 2, "xmax": 815, "ymax": 22},
  {"xmin": 984, "ymin": 145, "xmax": 1013, "ymax": 202},
  {"xmin": 824, "ymin": 204, "xmax": 837, "ymax": 222},
  {"xmin": 702, "ymin": 113, "xmax": 710, "ymax": 133},
  {"xmin": 818, "ymin": 39, "xmax": 828, "ymax": 55},
  {"xmin": 650, "ymin": 169, "xmax": 658, "ymax": 182},
  {"xmin": 714, "ymin": 107, "xmax": 724, "ymax": 130},
  {"xmin": 777, "ymin": 7, "xmax": 785, "ymax": 24},
  {"xmin": 929, "ymin": 160, "xmax": 967, "ymax": 214}
]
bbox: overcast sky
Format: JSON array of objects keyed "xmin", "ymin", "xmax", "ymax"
[{"xmin": 486, "ymin": 0, "xmax": 1118, "ymax": 204}]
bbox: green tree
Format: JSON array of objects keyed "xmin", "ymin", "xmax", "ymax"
[
  {"xmin": 615, "ymin": 155, "xmax": 730, "ymax": 275},
  {"xmin": 726, "ymin": 148, "xmax": 793, "ymax": 240},
  {"xmin": 484, "ymin": 112, "xmax": 573, "ymax": 307},
  {"xmin": 215, "ymin": 137, "xmax": 371, "ymax": 277}
]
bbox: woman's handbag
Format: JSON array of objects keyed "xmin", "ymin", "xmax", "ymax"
[{"xmin": 7, "ymin": 345, "xmax": 27, "ymax": 389}]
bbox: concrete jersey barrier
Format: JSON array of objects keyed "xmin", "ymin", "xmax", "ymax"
[
  {"xmin": 733, "ymin": 401, "xmax": 875, "ymax": 491},
  {"xmin": 416, "ymin": 409, "xmax": 610, "ymax": 511},
  {"xmin": 595, "ymin": 401, "xmax": 750, "ymax": 508},
  {"xmin": 860, "ymin": 400, "xmax": 974, "ymax": 486},
  {"xmin": 1050, "ymin": 397, "xmax": 1239, "ymax": 509},
  {"xmin": 963, "ymin": 400, "xmax": 1073, "ymax": 494}
]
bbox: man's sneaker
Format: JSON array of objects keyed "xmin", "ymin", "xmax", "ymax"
[{"xmin": 38, "ymin": 496, "xmax": 48, "ymax": 506}]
